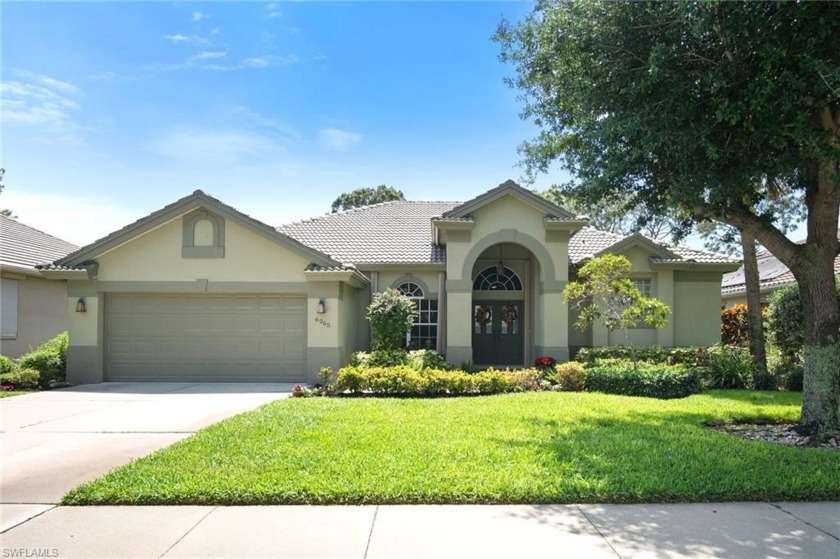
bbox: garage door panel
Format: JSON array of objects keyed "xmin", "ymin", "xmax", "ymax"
[{"xmin": 106, "ymin": 294, "xmax": 307, "ymax": 382}]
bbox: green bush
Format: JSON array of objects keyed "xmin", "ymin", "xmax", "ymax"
[
  {"xmin": 698, "ymin": 345, "xmax": 755, "ymax": 389},
  {"xmin": 575, "ymin": 345, "xmax": 704, "ymax": 366},
  {"xmin": 584, "ymin": 362, "xmax": 702, "ymax": 399},
  {"xmin": 0, "ymin": 354, "xmax": 17, "ymax": 376},
  {"xmin": 768, "ymin": 282, "xmax": 840, "ymax": 361},
  {"xmin": 18, "ymin": 332, "xmax": 69, "ymax": 388},
  {"xmin": 366, "ymin": 289, "xmax": 417, "ymax": 351},
  {"xmin": 407, "ymin": 349, "xmax": 451, "ymax": 371},
  {"xmin": 350, "ymin": 349, "xmax": 408, "ymax": 369},
  {"xmin": 0, "ymin": 367, "xmax": 41, "ymax": 390},
  {"xmin": 555, "ymin": 362, "xmax": 586, "ymax": 391},
  {"xmin": 333, "ymin": 366, "xmax": 542, "ymax": 396}
]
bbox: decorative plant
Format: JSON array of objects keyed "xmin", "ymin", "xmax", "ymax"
[
  {"xmin": 564, "ymin": 254, "xmax": 670, "ymax": 367},
  {"xmin": 366, "ymin": 288, "xmax": 417, "ymax": 351}
]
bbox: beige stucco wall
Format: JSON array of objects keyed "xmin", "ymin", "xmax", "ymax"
[
  {"xmin": 673, "ymin": 272, "xmax": 724, "ymax": 346},
  {"xmin": 1, "ymin": 274, "xmax": 69, "ymax": 358},
  {"xmin": 722, "ymin": 295, "xmax": 747, "ymax": 307},
  {"xmin": 444, "ymin": 195, "xmax": 572, "ymax": 365},
  {"xmin": 97, "ymin": 218, "xmax": 311, "ymax": 283},
  {"xmin": 378, "ymin": 271, "xmax": 441, "ymax": 297}
]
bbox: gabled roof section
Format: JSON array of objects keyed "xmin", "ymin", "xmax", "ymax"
[
  {"xmin": 57, "ymin": 190, "xmax": 340, "ymax": 268},
  {"xmin": 279, "ymin": 201, "xmax": 456, "ymax": 264},
  {"xmin": 593, "ymin": 232, "xmax": 681, "ymax": 260},
  {"xmin": 0, "ymin": 215, "xmax": 78, "ymax": 272},
  {"xmin": 442, "ymin": 180, "xmax": 578, "ymax": 220}
]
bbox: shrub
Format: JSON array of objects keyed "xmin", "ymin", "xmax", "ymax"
[
  {"xmin": 575, "ymin": 345, "xmax": 705, "ymax": 365},
  {"xmin": 584, "ymin": 362, "xmax": 702, "ymax": 399},
  {"xmin": 555, "ymin": 362, "xmax": 586, "ymax": 391},
  {"xmin": 366, "ymin": 289, "xmax": 417, "ymax": 351},
  {"xmin": 0, "ymin": 354, "xmax": 17, "ymax": 376},
  {"xmin": 720, "ymin": 304, "xmax": 750, "ymax": 346},
  {"xmin": 698, "ymin": 345, "xmax": 755, "ymax": 389},
  {"xmin": 768, "ymin": 282, "xmax": 840, "ymax": 360},
  {"xmin": 407, "ymin": 349, "xmax": 451, "ymax": 371},
  {"xmin": 333, "ymin": 366, "xmax": 543, "ymax": 397},
  {"xmin": 18, "ymin": 332, "xmax": 68, "ymax": 387},
  {"xmin": 0, "ymin": 367, "xmax": 41, "ymax": 390},
  {"xmin": 350, "ymin": 349, "xmax": 408, "ymax": 369}
]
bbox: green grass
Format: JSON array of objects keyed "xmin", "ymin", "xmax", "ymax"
[
  {"xmin": 0, "ymin": 389, "xmax": 32, "ymax": 398},
  {"xmin": 62, "ymin": 391, "xmax": 840, "ymax": 505}
]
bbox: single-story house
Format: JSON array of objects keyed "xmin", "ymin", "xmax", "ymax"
[
  {"xmin": 1, "ymin": 215, "xmax": 79, "ymax": 358},
  {"xmin": 40, "ymin": 180, "xmax": 738, "ymax": 384},
  {"xmin": 721, "ymin": 233, "xmax": 840, "ymax": 307}
]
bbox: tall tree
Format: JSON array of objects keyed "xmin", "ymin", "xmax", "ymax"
[
  {"xmin": 331, "ymin": 185, "xmax": 405, "ymax": 213},
  {"xmin": 543, "ymin": 185, "xmax": 690, "ymax": 242},
  {"xmin": 0, "ymin": 168, "xmax": 14, "ymax": 218},
  {"xmin": 497, "ymin": 1, "xmax": 840, "ymax": 438}
]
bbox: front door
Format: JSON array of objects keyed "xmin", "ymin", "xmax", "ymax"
[{"xmin": 472, "ymin": 301, "xmax": 524, "ymax": 366}]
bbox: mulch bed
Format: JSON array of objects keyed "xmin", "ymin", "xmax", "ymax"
[{"xmin": 711, "ymin": 422, "xmax": 840, "ymax": 450}]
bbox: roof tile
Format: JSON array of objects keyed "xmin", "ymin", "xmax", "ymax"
[{"xmin": 0, "ymin": 215, "xmax": 78, "ymax": 270}]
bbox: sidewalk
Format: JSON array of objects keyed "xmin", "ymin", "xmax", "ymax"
[{"xmin": 1, "ymin": 502, "xmax": 838, "ymax": 558}]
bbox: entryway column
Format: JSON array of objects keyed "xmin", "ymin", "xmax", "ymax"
[
  {"xmin": 445, "ymin": 287, "xmax": 472, "ymax": 366},
  {"xmin": 436, "ymin": 271, "xmax": 447, "ymax": 352}
]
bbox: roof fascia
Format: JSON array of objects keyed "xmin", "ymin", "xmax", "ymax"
[
  {"xmin": 595, "ymin": 233, "xmax": 680, "ymax": 260},
  {"xmin": 651, "ymin": 261, "xmax": 742, "ymax": 273}
]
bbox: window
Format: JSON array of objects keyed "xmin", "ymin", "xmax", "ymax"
[
  {"xmin": 1, "ymin": 279, "xmax": 19, "ymax": 338},
  {"xmin": 473, "ymin": 266, "xmax": 523, "ymax": 291},
  {"xmin": 395, "ymin": 282, "xmax": 438, "ymax": 350},
  {"xmin": 633, "ymin": 278, "xmax": 652, "ymax": 297}
]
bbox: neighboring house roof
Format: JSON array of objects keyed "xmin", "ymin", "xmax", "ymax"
[
  {"xmin": 0, "ymin": 215, "xmax": 78, "ymax": 273},
  {"xmin": 721, "ymin": 250, "xmax": 840, "ymax": 297}
]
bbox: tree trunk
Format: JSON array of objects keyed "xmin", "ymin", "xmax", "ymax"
[{"xmin": 739, "ymin": 230, "xmax": 767, "ymax": 377}]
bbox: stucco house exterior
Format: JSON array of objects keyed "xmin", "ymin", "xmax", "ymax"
[
  {"xmin": 0, "ymin": 215, "xmax": 78, "ymax": 358},
  {"xmin": 40, "ymin": 181, "xmax": 738, "ymax": 384}
]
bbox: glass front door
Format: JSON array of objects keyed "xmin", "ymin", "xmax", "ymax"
[{"xmin": 472, "ymin": 300, "xmax": 524, "ymax": 366}]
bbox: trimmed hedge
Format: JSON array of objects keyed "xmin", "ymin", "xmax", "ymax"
[
  {"xmin": 333, "ymin": 366, "xmax": 541, "ymax": 396},
  {"xmin": 555, "ymin": 362, "xmax": 586, "ymax": 391},
  {"xmin": 0, "ymin": 355, "xmax": 16, "ymax": 376},
  {"xmin": 575, "ymin": 345, "xmax": 703, "ymax": 366},
  {"xmin": 0, "ymin": 367, "xmax": 41, "ymax": 390},
  {"xmin": 584, "ymin": 363, "xmax": 702, "ymax": 399},
  {"xmin": 350, "ymin": 349, "xmax": 452, "ymax": 371}
]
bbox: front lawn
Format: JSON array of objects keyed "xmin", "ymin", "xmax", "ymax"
[{"xmin": 62, "ymin": 391, "xmax": 840, "ymax": 505}]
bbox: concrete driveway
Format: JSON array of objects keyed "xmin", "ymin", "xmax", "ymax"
[{"xmin": 1, "ymin": 383, "xmax": 292, "ymax": 530}]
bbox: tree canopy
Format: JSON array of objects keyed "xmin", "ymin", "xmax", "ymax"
[
  {"xmin": 331, "ymin": 185, "xmax": 405, "ymax": 212},
  {"xmin": 497, "ymin": 1, "xmax": 840, "ymax": 437}
]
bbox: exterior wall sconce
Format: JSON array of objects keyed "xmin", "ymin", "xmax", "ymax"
[
  {"xmin": 75, "ymin": 297, "xmax": 87, "ymax": 313},
  {"xmin": 317, "ymin": 299, "xmax": 326, "ymax": 314}
]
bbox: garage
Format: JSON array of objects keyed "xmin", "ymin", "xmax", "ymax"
[{"xmin": 105, "ymin": 293, "xmax": 307, "ymax": 382}]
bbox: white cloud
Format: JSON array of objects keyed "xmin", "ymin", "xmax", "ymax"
[
  {"xmin": 230, "ymin": 106, "xmax": 301, "ymax": 142},
  {"xmin": 149, "ymin": 128, "xmax": 289, "ymax": 165},
  {"xmin": 202, "ymin": 55, "xmax": 299, "ymax": 71},
  {"xmin": 162, "ymin": 33, "xmax": 189, "ymax": 42},
  {"xmin": 88, "ymin": 71, "xmax": 117, "ymax": 81},
  {"xmin": 162, "ymin": 33, "xmax": 211, "ymax": 46},
  {"xmin": 191, "ymin": 11, "xmax": 209, "ymax": 22},
  {"xmin": 2, "ymin": 191, "xmax": 141, "ymax": 247},
  {"xmin": 318, "ymin": 128, "xmax": 362, "ymax": 150},
  {"xmin": 266, "ymin": 3, "xmax": 281, "ymax": 18},
  {"xmin": 0, "ymin": 72, "xmax": 84, "ymax": 143},
  {"xmin": 191, "ymin": 51, "xmax": 227, "ymax": 61}
]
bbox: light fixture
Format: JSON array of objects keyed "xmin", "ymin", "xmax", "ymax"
[
  {"xmin": 496, "ymin": 244, "xmax": 505, "ymax": 276},
  {"xmin": 75, "ymin": 297, "xmax": 87, "ymax": 313},
  {"xmin": 317, "ymin": 298, "xmax": 326, "ymax": 314}
]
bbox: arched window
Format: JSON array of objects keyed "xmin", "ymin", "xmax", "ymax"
[
  {"xmin": 473, "ymin": 266, "xmax": 523, "ymax": 291},
  {"xmin": 395, "ymin": 281, "xmax": 437, "ymax": 350}
]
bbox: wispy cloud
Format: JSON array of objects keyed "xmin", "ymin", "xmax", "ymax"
[
  {"xmin": 191, "ymin": 11, "xmax": 209, "ymax": 22},
  {"xmin": 203, "ymin": 54, "xmax": 300, "ymax": 71},
  {"xmin": 1, "ymin": 72, "xmax": 85, "ymax": 143},
  {"xmin": 150, "ymin": 128, "xmax": 289, "ymax": 165},
  {"xmin": 191, "ymin": 51, "xmax": 227, "ymax": 61},
  {"xmin": 88, "ymin": 71, "xmax": 117, "ymax": 82},
  {"xmin": 318, "ymin": 128, "xmax": 362, "ymax": 150},
  {"xmin": 266, "ymin": 3, "xmax": 281, "ymax": 18},
  {"xmin": 162, "ymin": 33, "xmax": 211, "ymax": 45},
  {"xmin": 231, "ymin": 105, "xmax": 301, "ymax": 142}
]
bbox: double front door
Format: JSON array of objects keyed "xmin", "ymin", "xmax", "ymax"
[{"xmin": 472, "ymin": 300, "xmax": 524, "ymax": 366}]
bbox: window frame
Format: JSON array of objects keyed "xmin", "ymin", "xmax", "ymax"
[{"xmin": 395, "ymin": 281, "xmax": 438, "ymax": 350}]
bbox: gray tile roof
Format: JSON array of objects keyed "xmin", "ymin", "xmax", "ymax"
[
  {"xmin": 0, "ymin": 215, "xmax": 78, "ymax": 271},
  {"xmin": 278, "ymin": 202, "xmax": 458, "ymax": 264},
  {"xmin": 721, "ymin": 252, "xmax": 840, "ymax": 296},
  {"xmin": 278, "ymin": 203, "xmax": 731, "ymax": 268}
]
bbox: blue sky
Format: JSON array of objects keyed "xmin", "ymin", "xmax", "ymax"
[{"xmin": 2, "ymin": 1, "xmax": 572, "ymax": 246}]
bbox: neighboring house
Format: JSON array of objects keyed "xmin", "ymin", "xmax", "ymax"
[
  {"xmin": 40, "ymin": 181, "xmax": 738, "ymax": 385},
  {"xmin": 721, "ymin": 246, "xmax": 840, "ymax": 308},
  {"xmin": 0, "ymin": 215, "xmax": 78, "ymax": 358}
]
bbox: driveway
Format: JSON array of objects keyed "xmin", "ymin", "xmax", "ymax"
[{"xmin": 1, "ymin": 383, "xmax": 292, "ymax": 529}]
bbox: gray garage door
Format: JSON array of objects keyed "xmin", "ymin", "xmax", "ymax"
[{"xmin": 105, "ymin": 294, "xmax": 307, "ymax": 382}]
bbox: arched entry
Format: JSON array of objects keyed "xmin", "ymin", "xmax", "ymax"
[{"xmin": 472, "ymin": 264, "xmax": 525, "ymax": 365}]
